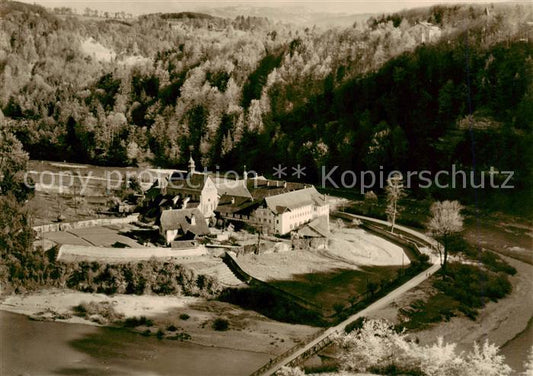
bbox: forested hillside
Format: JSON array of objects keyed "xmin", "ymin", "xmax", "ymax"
[{"xmin": 1, "ymin": 1, "xmax": 531, "ymax": 209}]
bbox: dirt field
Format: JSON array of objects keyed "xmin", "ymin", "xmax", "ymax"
[
  {"xmin": 237, "ymin": 223, "xmax": 408, "ymax": 282},
  {"xmin": 327, "ymin": 225, "xmax": 409, "ymax": 266},
  {"xmin": 42, "ymin": 224, "xmax": 144, "ymax": 248}
]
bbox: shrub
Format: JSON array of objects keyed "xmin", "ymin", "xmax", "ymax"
[
  {"xmin": 480, "ymin": 251, "xmax": 517, "ymax": 275},
  {"xmin": 369, "ymin": 363, "xmax": 425, "ymax": 376},
  {"xmin": 418, "ymin": 253, "xmax": 430, "ymax": 265},
  {"xmin": 73, "ymin": 303, "xmax": 87, "ymax": 316},
  {"xmin": 167, "ymin": 332, "xmax": 192, "ymax": 341},
  {"xmin": 167, "ymin": 324, "xmax": 178, "ymax": 331},
  {"xmin": 447, "ymin": 235, "xmax": 516, "ymax": 276},
  {"xmin": 345, "ymin": 317, "xmax": 366, "ymax": 334},
  {"xmin": 333, "ymin": 303, "xmax": 345, "ymax": 314},
  {"xmin": 179, "ymin": 313, "xmax": 190, "ymax": 320},
  {"xmin": 402, "ymin": 262, "xmax": 513, "ymax": 329},
  {"xmin": 212, "ymin": 318, "xmax": 229, "ymax": 331},
  {"xmin": 123, "ymin": 316, "xmax": 153, "ymax": 327},
  {"xmin": 111, "ymin": 241, "xmax": 129, "ymax": 248},
  {"xmin": 72, "ymin": 301, "xmax": 124, "ymax": 323}
]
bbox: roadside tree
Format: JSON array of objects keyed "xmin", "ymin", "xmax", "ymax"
[
  {"xmin": 427, "ymin": 200, "xmax": 464, "ymax": 272},
  {"xmin": 385, "ymin": 173, "xmax": 404, "ymax": 233}
]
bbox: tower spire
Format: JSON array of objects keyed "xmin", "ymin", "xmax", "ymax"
[{"xmin": 188, "ymin": 152, "xmax": 195, "ymax": 173}]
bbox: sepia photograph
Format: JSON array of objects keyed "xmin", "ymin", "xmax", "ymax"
[{"xmin": 0, "ymin": 0, "xmax": 531, "ymax": 375}]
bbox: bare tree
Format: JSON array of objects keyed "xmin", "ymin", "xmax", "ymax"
[
  {"xmin": 427, "ymin": 200, "xmax": 464, "ymax": 272},
  {"xmin": 385, "ymin": 173, "xmax": 404, "ymax": 233}
]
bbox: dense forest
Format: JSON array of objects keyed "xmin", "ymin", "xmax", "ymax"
[{"xmin": 1, "ymin": 1, "xmax": 532, "ymax": 210}]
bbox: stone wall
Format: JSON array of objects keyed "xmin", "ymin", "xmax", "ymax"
[{"xmin": 33, "ymin": 214, "xmax": 140, "ymax": 234}]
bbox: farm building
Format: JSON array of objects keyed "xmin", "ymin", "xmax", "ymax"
[{"xmin": 158, "ymin": 208, "xmax": 210, "ymax": 245}]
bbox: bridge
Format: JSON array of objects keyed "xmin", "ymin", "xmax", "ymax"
[{"xmin": 249, "ymin": 213, "xmax": 441, "ymax": 376}]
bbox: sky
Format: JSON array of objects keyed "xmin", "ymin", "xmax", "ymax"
[{"xmin": 20, "ymin": 0, "xmax": 511, "ymax": 16}]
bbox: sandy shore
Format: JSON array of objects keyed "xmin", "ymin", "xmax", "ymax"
[
  {"xmin": 0, "ymin": 289, "xmax": 198, "ymax": 323},
  {"xmin": 0, "ymin": 288, "xmax": 318, "ymax": 355}
]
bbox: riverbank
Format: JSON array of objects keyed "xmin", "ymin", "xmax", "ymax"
[
  {"xmin": 364, "ymin": 255, "xmax": 532, "ymax": 372},
  {"xmin": 0, "ymin": 288, "xmax": 318, "ymax": 356},
  {"xmin": 1, "ymin": 310, "xmax": 270, "ymax": 376},
  {"xmin": 414, "ymin": 256, "xmax": 532, "ymax": 348}
]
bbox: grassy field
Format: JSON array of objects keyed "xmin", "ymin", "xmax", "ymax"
[
  {"xmin": 27, "ymin": 191, "xmax": 111, "ymax": 226},
  {"xmin": 26, "ymin": 160, "xmax": 150, "ymax": 225},
  {"xmin": 269, "ymin": 265, "xmax": 401, "ymax": 315}
]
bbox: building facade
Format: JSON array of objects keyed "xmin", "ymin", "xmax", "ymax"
[
  {"xmin": 216, "ymin": 183, "xmax": 330, "ymax": 236},
  {"xmin": 157, "ymin": 157, "xmax": 219, "ymax": 219}
]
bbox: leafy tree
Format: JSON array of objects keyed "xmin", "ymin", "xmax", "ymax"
[
  {"xmin": 464, "ymin": 341, "xmax": 512, "ymax": 376},
  {"xmin": 276, "ymin": 367, "xmax": 305, "ymax": 376},
  {"xmin": 333, "ymin": 319, "xmax": 512, "ymax": 375},
  {"xmin": 337, "ymin": 319, "xmax": 413, "ymax": 372},
  {"xmin": 364, "ymin": 190, "xmax": 378, "ymax": 216},
  {"xmin": 0, "ymin": 1, "xmax": 531, "ymax": 214},
  {"xmin": 212, "ymin": 318, "xmax": 229, "ymax": 331},
  {"xmin": 427, "ymin": 200, "xmax": 464, "ymax": 272},
  {"xmin": 0, "ymin": 125, "xmax": 32, "ymax": 202},
  {"xmin": 241, "ymin": 51, "xmax": 284, "ymax": 109}
]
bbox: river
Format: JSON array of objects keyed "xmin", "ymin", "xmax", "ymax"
[
  {"xmin": 501, "ymin": 316, "xmax": 533, "ymax": 374},
  {"xmin": 0, "ymin": 311, "xmax": 269, "ymax": 376}
]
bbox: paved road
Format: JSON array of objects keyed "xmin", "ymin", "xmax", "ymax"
[
  {"xmin": 345, "ymin": 213, "xmax": 439, "ymax": 248},
  {"xmin": 256, "ymin": 213, "xmax": 441, "ymax": 376}
]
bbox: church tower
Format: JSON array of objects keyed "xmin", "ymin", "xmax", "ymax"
[{"xmin": 188, "ymin": 154, "xmax": 195, "ymax": 173}]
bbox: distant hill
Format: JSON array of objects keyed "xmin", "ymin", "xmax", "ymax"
[
  {"xmin": 199, "ymin": 5, "xmax": 372, "ymax": 27},
  {"xmin": 161, "ymin": 12, "xmax": 214, "ymax": 19}
]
